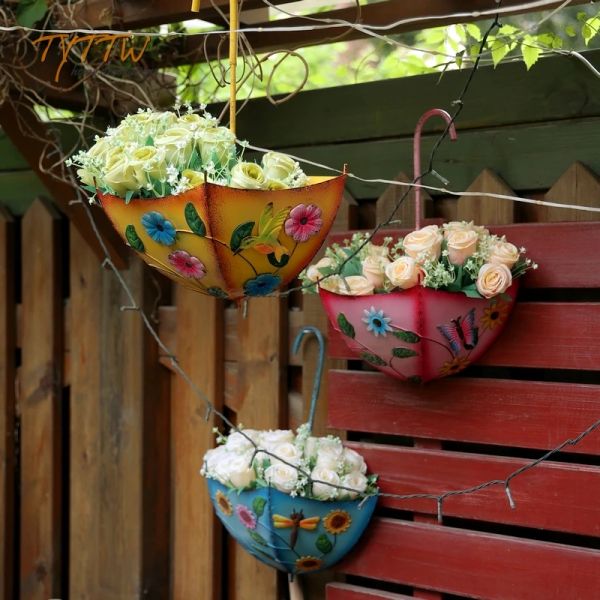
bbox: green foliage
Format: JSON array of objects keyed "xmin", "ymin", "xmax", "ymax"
[{"xmin": 16, "ymin": 0, "xmax": 48, "ymax": 27}]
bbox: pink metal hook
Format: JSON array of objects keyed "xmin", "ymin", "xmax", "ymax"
[{"xmin": 413, "ymin": 108, "xmax": 458, "ymax": 229}]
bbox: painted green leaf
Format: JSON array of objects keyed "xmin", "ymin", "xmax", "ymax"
[
  {"xmin": 125, "ymin": 225, "xmax": 144, "ymax": 252},
  {"xmin": 249, "ymin": 531, "xmax": 267, "ymax": 546},
  {"xmin": 252, "ymin": 497, "xmax": 267, "ymax": 517},
  {"xmin": 392, "ymin": 347, "xmax": 418, "ymax": 359},
  {"xmin": 315, "ymin": 534, "xmax": 333, "ymax": 554},
  {"xmin": 393, "ymin": 330, "xmax": 420, "ymax": 344},
  {"xmin": 462, "ymin": 287, "xmax": 484, "ymax": 299},
  {"xmin": 185, "ymin": 202, "xmax": 206, "ymax": 237},
  {"xmin": 267, "ymin": 252, "xmax": 289, "ymax": 268},
  {"xmin": 231, "ymin": 221, "xmax": 255, "ymax": 253},
  {"xmin": 361, "ymin": 352, "xmax": 387, "ymax": 367},
  {"xmin": 337, "ymin": 313, "xmax": 355, "ymax": 339}
]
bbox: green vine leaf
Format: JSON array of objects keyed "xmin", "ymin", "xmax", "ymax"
[
  {"xmin": 184, "ymin": 203, "xmax": 206, "ymax": 237},
  {"xmin": 392, "ymin": 347, "xmax": 418, "ymax": 359},
  {"xmin": 125, "ymin": 225, "xmax": 144, "ymax": 252},
  {"xmin": 361, "ymin": 352, "xmax": 387, "ymax": 367},
  {"xmin": 252, "ymin": 497, "xmax": 267, "ymax": 517},
  {"xmin": 393, "ymin": 330, "xmax": 420, "ymax": 344},
  {"xmin": 490, "ymin": 39, "xmax": 512, "ymax": 67},
  {"xmin": 337, "ymin": 313, "xmax": 355, "ymax": 339},
  {"xmin": 231, "ymin": 221, "xmax": 255, "ymax": 253},
  {"xmin": 267, "ymin": 252, "xmax": 289, "ymax": 268},
  {"xmin": 521, "ymin": 37, "xmax": 541, "ymax": 70},
  {"xmin": 315, "ymin": 534, "xmax": 333, "ymax": 554}
]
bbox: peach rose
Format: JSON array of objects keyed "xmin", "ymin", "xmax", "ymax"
[
  {"xmin": 444, "ymin": 221, "xmax": 488, "ymax": 237},
  {"xmin": 489, "ymin": 241, "xmax": 520, "ymax": 269},
  {"xmin": 385, "ymin": 256, "xmax": 420, "ymax": 289},
  {"xmin": 366, "ymin": 243, "xmax": 390, "ymax": 260},
  {"xmin": 336, "ymin": 275, "xmax": 374, "ymax": 296},
  {"xmin": 476, "ymin": 263, "xmax": 512, "ymax": 298},
  {"xmin": 403, "ymin": 225, "xmax": 443, "ymax": 263},
  {"xmin": 446, "ymin": 229, "xmax": 479, "ymax": 265},
  {"xmin": 361, "ymin": 255, "xmax": 390, "ymax": 289},
  {"xmin": 306, "ymin": 257, "xmax": 335, "ymax": 283}
]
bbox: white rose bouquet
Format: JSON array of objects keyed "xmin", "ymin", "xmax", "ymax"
[
  {"xmin": 301, "ymin": 221, "xmax": 538, "ymax": 300},
  {"xmin": 67, "ymin": 106, "xmax": 308, "ymax": 202},
  {"xmin": 201, "ymin": 423, "xmax": 378, "ymax": 501}
]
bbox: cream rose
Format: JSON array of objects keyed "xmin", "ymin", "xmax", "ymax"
[
  {"xmin": 446, "ymin": 229, "xmax": 479, "ymax": 266},
  {"xmin": 181, "ymin": 169, "xmax": 205, "ymax": 189},
  {"xmin": 318, "ymin": 274, "xmax": 344, "ymax": 294},
  {"xmin": 265, "ymin": 178, "xmax": 289, "ymax": 190},
  {"xmin": 444, "ymin": 221, "xmax": 488, "ymax": 236},
  {"xmin": 225, "ymin": 430, "xmax": 260, "ymax": 454},
  {"xmin": 77, "ymin": 168, "xmax": 96, "ymax": 187},
  {"xmin": 178, "ymin": 113, "xmax": 213, "ymax": 131},
  {"xmin": 385, "ymin": 256, "xmax": 420, "ymax": 290},
  {"xmin": 154, "ymin": 127, "xmax": 194, "ymax": 163},
  {"xmin": 306, "ymin": 257, "xmax": 334, "ymax": 283},
  {"xmin": 311, "ymin": 466, "xmax": 340, "ymax": 500},
  {"xmin": 342, "ymin": 448, "xmax": 367, "ymax": 475},
  {"xmin": 339, "ymin": 472, "xmax": 368, "ymax": 500},
  {"xmin": 200, "ymin": 127, "xmax": 236, "ymax": 166},
  {"xmin": 489, "ymin": 241, "xmax": 520, "ymax": 268},
  {"xmin": 265, "ymin": 463, "xmax": 298, "ymax": 493},
  {"xmin": 129, "ymin": 146, "xmax": 166, "ymax": 185},
  {"xmin": 262, "ymin": 151, "xmax": 298, "ymax": 182},
  {"xmin": 201, "ymin": 444, "xmax": 230, "ymax": 476},
  {"xmin": 269, "ymin": 442, "xmax": 302, "ymax": 466},
  {"xmin": 476, "ymin": 263, "xmax": 513, "ymax": 299},
  {"xmin": 403, "ymin": 225, "xmax": 443, "ymax": 262},
  {"xmin": 261, "ymin": 429, "xmax": 295, "ymax": 451},
  {"xmin": 303, "ymin": 436, "xmax": 320, "ymax": 461},
  {"xmin": 230, "ymin": 162, "xmax": 266, "ymax": 190},
  {"xmin": 103, "ymin": 157, "xmax": 141, "ymax": 196},
  {"xmin": 366, "ymin": 244, "xmax": 390, "ymax": 260},
  {"xmin": 361, "ymin": 255, "xmax": 390, "ymax": 289},
  {"xmin": 214, "ymin": 451, "xmax": 256, "ymax": 488},
  {"xmin": 336, "ymin": 275, "xmax": 374, "ymax": 296},
  {"xmin": 87, "ymin": 137, "xmax": 112, "ymax": 165}
]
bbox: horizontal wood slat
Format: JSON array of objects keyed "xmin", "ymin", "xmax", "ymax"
[
  {"xmin": 329, "ymin": 222, "xmax": 600, "ymax": 289},
  {"xmin": 327, "ymin": 583, "xmax": 414, "ymax": 600},
  {"xmin": 348, "ymin": 443, "xmax": 600, "ymax": 536},
  {"xmin": 329, "ymin": 372, "xmax": 600, "ymax": 454},
  {"xmin": 339, "ymin": 519, "xmax": 600, "ymax": 599},
  {"xmin": 329, "ymin": 302, "xmax": 600, "ymax": 370}
]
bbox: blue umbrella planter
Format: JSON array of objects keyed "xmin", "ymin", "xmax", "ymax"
[{"xmin": 201, "ymin": 327, "xmax": 378, "ymax": 576}]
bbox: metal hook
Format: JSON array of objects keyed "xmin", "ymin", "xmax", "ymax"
[
  {"xmin": 292, "ymin": 326, "xmax": 326, "ymax": 434},
  {"xmin": 413, "ymin": 108, "xmax": 458, "ymax": 230}
]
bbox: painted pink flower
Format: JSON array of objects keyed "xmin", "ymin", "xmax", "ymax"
[
  {"xmin": 235, "ymin": 504, "xmax": 257, "ymax": 529},
  {"xmin": 168, "ymin": 250, "xmax": 207, "ymax": 279},
  {"xmin": 284, "ymin": 204, "xmax": 323, "ymax": 243}
]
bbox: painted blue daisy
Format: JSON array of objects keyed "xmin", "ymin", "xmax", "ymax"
[
  {"xmin": 141, "ymin": 211, "xmax": 176, "ymax": 245},
  {"xmin": 243, "ymin": 273, "xmax": 281, "ymax": 297},
  {"xmin": 362, "ymin": 306, "xmax": 393, "ymax": 337}
]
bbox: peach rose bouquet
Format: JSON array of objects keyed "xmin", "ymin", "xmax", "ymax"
[{"xmin": 301, "ymin": 221, "xmax": 537, "ymax": 300}]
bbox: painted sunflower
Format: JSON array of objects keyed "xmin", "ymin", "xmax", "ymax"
[
  {"xmin": 481, "ymin": 299, "xmax": 511, "ymax": 331},
  {"xmin": 439, "ymin": 355, "xmax": 471, "ymax": 377},
  {"xmin": 215, "ymin": 490, "xmax": 233, "ymax": 516},
  {"xmin": 295, "ymin": 556, "xmax": 323, "ymax": 572},
  {"xmin": 323, "ymin": 509, "xmax": 352, "ymax": 535}
]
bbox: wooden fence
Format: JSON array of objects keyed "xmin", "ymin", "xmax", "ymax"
[{"xmin": 2, "ymin": 49, "xmax": 600, "ymax": 600}]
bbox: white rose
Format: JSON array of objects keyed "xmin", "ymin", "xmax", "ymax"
[
  {"xmin": 261, "ymin": 151, "xmax": 299, "ymax": 182},
  {"xmin": 265, "ymin": 463, "xmax": 298, "ymax": 494},
  {"xmin": 303, "ymin": 436, "xmax": 320, "ymax": 461},
  {"xmin": 306, "ymin": 257, "xmax": 334, "ymax": 283},
  {"xmin": 342, "ymin": 448, "xmax": 367, "ymax": 475},
  {"xmin": 339, "ymin": 472, "xmax": 368, "ymax": 500},
  {"xmin": 199, "ymin": 127, "xmax": 236, "ymax": 166},
  {"xmin": 336, "ymin": 275, "xmax": 374, "ymax": 296},
  {"xmin": 385, "ymin": 256, "xmax": 420, "ymax": 290},
  {"xmin": 261, "ymin": 429, "xmax": 295, "ymax": 452},
  {"xmin": 269, "ymin": 442, "xmax": 302, "ymax": 466},
  {"xmin": 214, "ymin": 451, "xmax": 256, "ymax": 488},
  {"xmin": 316, "ymin": 438, "xmax": 344, "ymax": 471},
  {"xmin": 403, "ymin": 225, "xmax": 443, "ymax": 263},
  {"xmin": 202, "ymin": 445, "xmax": 230, "ymax": 475},
  {"xmin": 225, "ymin": 430, "xmax": 259, "ymax": 454},
  {"xmin": 446, "ymin": 229, "xmax": 479, "ymax": 266},
  {"xmin": 229, "ymin": 162, "xmax": 266, "ymax": 189},
  {"xmin": 103, "ymin": 157, "xmax": 141, "ymax": 196},
  {"xmin": 476, "ymin": 263, "xmax": 513, "ymax": 299},
  {"xmin": 87, "ymin": 137, "xmax": 112, "ymax": 165},
  {"xmin": 154, "ymin": 127, "xmax": 194, "ymax": 164},
  {"xmin": 489, "ymin": 241, "xmax": 520, "ymax": 268},
  {"xmin": 311, "ymin": 466, "xmax": 340, "ymax": 500},
  {"xmin": 361, "ymin": 255, "xmax": 390, "ymax": 289},
  {"xmin": 77, "ymin": 168, "xmax": 96, "ymax": 187}
]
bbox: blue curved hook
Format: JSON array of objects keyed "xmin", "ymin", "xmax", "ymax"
[{"xmin": 292, "ymin": 326, "xmax": 326, "ymax": 434}]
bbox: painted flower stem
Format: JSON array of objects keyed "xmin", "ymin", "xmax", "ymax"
[{"xmin": 389, "ymin": 324, "xmax": 454, "ymax": 358}]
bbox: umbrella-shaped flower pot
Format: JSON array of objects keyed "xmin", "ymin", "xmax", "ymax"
[
  {"xmin": 320, "ymin": 283, "xmax": 519, "ymax": 383},
  {"xmin": 100, "ymin": 176, "xmax": 345, "ymax": 300}
]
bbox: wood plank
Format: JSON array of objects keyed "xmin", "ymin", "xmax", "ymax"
[
  {"xmin": 0, "ymin": 207, "xmax": 15, "ymax": 600},
  {"xmin": 456, "ymin": 169, "xmax": 515, "ymax": 224},
  {"xmin": 0, "ymin": 101, "xmax": 127, "ymax": 268},
  {"xmin": 327, "ymin": 582, "xmax": 413, "ymax": 600},
  {"xmin": 20, "ymin": 198, "xmax": 62, "ymax": 600},
  {"xmin": 68, "ymin": 224, "xmax": 102, "ymax": 598},
  {"xmin": 329, "ymin": 372, "xmax": 600, "ymax": 454},
  {"xmin": 339, "ymin": 519, "xmax": 600, "ymax": 599},
  {"xmin": 171, "ymin": 288, "xmax": 223, "ymax": 600},
  {"xmin": 329, "ymin": 222, "xmax": 600, "ymax": 289},
  {"xmin": 350, "ymin": 443, "xmax": 600, "ymax": 537},
  {"xmin": 329, "ymin": 302, "xmax": 600, "ymax": 371},
  {"xmin": 231, "ymin": 297, "xmax": 287, "ymax": 600}
]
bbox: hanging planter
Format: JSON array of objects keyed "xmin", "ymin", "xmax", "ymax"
[
  {"xmin": 69, "ymin": 109, "xmax": 344, "ymax": 300},
  {"xmin": 201, "ymin": 327, "xmax": 378, "ymax": 574},
  {"xmin": 301, "ymin": 109, "xmax": 537, "ymax": 383}
]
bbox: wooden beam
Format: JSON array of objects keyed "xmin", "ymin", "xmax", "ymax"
[{"xmin": 0, "ymin": 100, "xmax": 128, "ymax": 268}]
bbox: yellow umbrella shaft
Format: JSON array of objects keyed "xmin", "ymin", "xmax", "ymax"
[{"xmin": 229, "ymin": 0, "xmax": 238, "ymax": 134}]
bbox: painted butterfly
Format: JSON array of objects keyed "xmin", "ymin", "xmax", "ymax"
[{"xmin": 437, "ymin": 308, "xmax": 479, "ymax": 356}]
